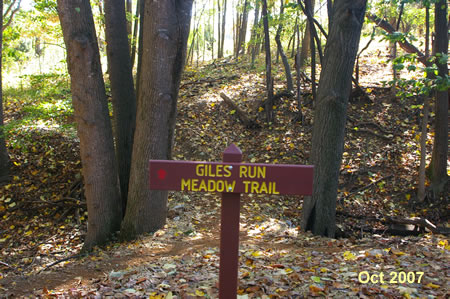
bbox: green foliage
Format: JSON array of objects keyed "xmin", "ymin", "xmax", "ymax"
[
  {"xmin": 387, "ymin": 53, "xmax": 450, "ymax": 98},
  {"xmin": 3, "ymin": 73, "xmax": 74, "ymax": 151},
  {"xmin": 2, "ymin": 12, "xmax": 31, "ymax": 69},
  {"xmin": 33, "ymin": 0, "xmax": 58, "ymax": 13}
]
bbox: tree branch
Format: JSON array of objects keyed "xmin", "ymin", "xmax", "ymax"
[
  {"xmin": 367, "ymin": 13, "xmax": 430, "ymax": 67},
  {"xmin": 2, "ymin": 0, "xmax": 21, "ymax": 31}
]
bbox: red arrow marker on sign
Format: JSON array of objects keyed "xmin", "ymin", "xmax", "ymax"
[{"xmin": 157, "ymin": 169, "xmax": 167, "ymax": 180}]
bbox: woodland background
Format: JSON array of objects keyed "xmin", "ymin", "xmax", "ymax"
[{"xmin": 0, "ymin": 0, "xmax": 448, "ymax": 297}]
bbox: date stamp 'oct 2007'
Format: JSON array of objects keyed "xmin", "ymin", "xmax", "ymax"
[{"xmin": 358, "ymin": 271, "xmax": 424, "ymax": 284}]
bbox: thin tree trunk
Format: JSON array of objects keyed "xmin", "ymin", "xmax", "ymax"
[
  {"xmin": 188, "ymin": 2, "xmax": 197, "ymax": 65},
  {"xmin": 310, "ymin": 34, "xmax": 316, "ymax": 102},
  {"xmin": 327, "ymin": 0, "xmax": 333, "ymax": 29},
  {"xmin": 0, "ymin": 0, "xmax": 10, "ymax": 182},
  {"xmin": 301, "ymin": 0, "xmax": 367, "ymax": 238},
  {"xmin": 211, "ymin": 1, "xmax": 215, "ymax": 60},
  {"xmin": 274, "ymin": 0, "xmax": 293, "ymax": 92},
  {"xmin": 295, "ymin": 14, "xmax": 303, "ymax": 123},
  {"xmin": 288, "ymin": 20, "xmax": 297, "ymax": 58},
  {"xmin": 417, "ymin": 96, "xmax": 429, "ymax": 202},
  {"xmin": 57, "ymin": 0, "xmax": 122, "ymax": 251},
  {"xmin": 429, "ymin": 0, "xmax": 448, "ymax": 199},
  {"xmin": 392, "ymin": 3, "xmax": 404, "ymax": 81},
  {"xmin": 299, "ymin": 0, "xmax": 315, "ymax": 68},
  {"xmin": 261, "ymin": 0, "xmax": 274, "ymax": 123},
  {"xmin": 298, "ymin": 0, "xmax": 323, "ymax": 65},
  {"xmin": 250, "ymin": 0, "xmax": 261, "ymax": 67},
  {"xmin": 236, "ymin": 0, "xmax": 249, "ymax": 58},
  {"xmin": 130, "ymin": 0, "xmax": 140, "ymax": 70},
  {"xmin": 104, "ymin": 0, "xmax": 137, "ymax": 214},
  {"xmin": 425, "ymin": 4, "xmax": 429, "ymax": 57},
  {"xmin": 125, "ymin": 0, "xmax": 132, "ymax": 42},
  {"xmin": 233, "ymin": 4, "xmax": 239, "ymax": 56},
  {"xmin": 121, "ymin": 0, "xmax": 193, "ymax": 240},
  {"xmin": 219, "ymin": 0, "xmax": 227, "ymax": 58},
  {"xmin": 135, "ymin": 0, "xmax": 144, "ymax": 99},
  {"xmin": 217, "ymin": 0, "xmax": 222, "ymax": 58}
]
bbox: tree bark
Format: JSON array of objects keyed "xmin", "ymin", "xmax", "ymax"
[
  {"xmin": 217, "ymin": 0, "xmax": 222, "ymax": 58},
  {"xmin": 250, "ymin": 0, "xmax": 261, "ymax": 67},
  {"xmin": 274, "ymin": 0, "xmax": 293, "ymax": 92},
  {"xmin": 429, "ymin": 0, "xmax": 448, "ymax": 199},
  {"xmin": 220, "ymin": 0, "xmax": 227, "ymax": 58},
  {"xmin": 235, "ymin": 0, "xmax": 249, "ymax": 58},
  {"xmin": 121, "ymin": 0, "xmax": 193, "ymax": 240},
  {"xmin": 301, "ymin": 0, "xmax": 367, "ymax": 238},
  {"xmin": 299, "ymin": 0, "xmax": 315, "ymax": 68},
  {"xmin": 261, "ymin": 0, "xmax": 274, "ymax": 123},
  {"xmin": 295, "ymin": 13, "xmax": 303, "ymax": 123},
  {"xmin": 417, "ymin": 96, "xmax": 429, "ymax": 202},
  {"xmin": 308, "ymin": 0, "xmax": 316, "ymax": 103},
  {"xmin": 104, "ymin": 0, "xmax": 137, "ymax": 214},
  {"xmin": 57, "ymin": 0, "xmax": 122, "ymax": 251},
  {"xmin": 0, "ymin": 0, "xmax": 10, "ymax": 183}
]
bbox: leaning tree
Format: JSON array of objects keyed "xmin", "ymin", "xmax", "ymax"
[{"xmin": 57, "ymin": 0, "xmax": 122, "ymax": 251}]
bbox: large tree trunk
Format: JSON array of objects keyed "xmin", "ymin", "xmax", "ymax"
[
  {"xmin": 301, "ymin": 0, "xmax": 367, "ymax": 238},
  {"xmin": 0, "ymin": 0, "xmax": 10, "ymax": 183},
  {"xmin": 261, "ymin": 0, "xmax": 274, "ymax": 123},
  {"xmin": 104, "ymin": 0, "xmax": 137, "ymax": 214},
  {"xmin": 298, "ymin": 0, "xmax": 315, "ymax": 68},
  {"xmin": 274, "ymin": 0, "xmax": 293, "ymax": 92},
  {"xmin": 57, "ymin": 0, "xmax": 122, "ymax": 251},
  {"xmin": 429, "ymin": 0, "xmax": 448, "ymax": 199},
  {"xmin": 121, "ymin": 0, "xmax": 193, "ymax": 240}
]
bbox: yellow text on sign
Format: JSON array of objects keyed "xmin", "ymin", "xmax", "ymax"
[
  {"xmin": 195, "ymin": 164, "xmax": 232, "ymax": 177},
  {"xmin": 239, "ymin": 165, "xmax": 266, "ymax": 179},
  {"xmin": 243, "ymin": 180, "xmax": 279, "ymax": 194},
  {"xmin": 181, "ymin": 178, "xmax": 236, "ymax": 192}
]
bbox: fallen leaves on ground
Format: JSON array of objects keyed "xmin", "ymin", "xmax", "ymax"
[{"xmin": 0, "ymin": 57, "xmax": 448, "ymax": 298}]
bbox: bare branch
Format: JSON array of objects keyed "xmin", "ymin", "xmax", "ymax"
[{"xmin": 2, "ymin": 0, "xmax": 22, "ymax": 31}]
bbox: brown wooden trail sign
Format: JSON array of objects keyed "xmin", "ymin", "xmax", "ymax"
[{"xmin": 149, "ymin": 144, "xmax": 314, "ymax": 299}]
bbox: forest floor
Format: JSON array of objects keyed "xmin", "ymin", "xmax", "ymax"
[{"xmin": 0, "ymin": 56, "xmax": 449, "ymax": 298}]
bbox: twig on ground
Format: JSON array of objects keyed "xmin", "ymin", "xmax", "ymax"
[
  {"xmin": 345, "ymin": 175, "xmax": 393, "ymax": 198},
  {"xmin": 40, "ymin": 253, "xmax": 84, "ymax": 273},
  {"xmin": 0, "ymin": 261, "xmax": 15, "ymax": 269},
  {"xmin": 181, "ymin": 75, "xmax": 239, "ymax": 88}
]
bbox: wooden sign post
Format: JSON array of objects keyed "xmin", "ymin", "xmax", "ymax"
[{"xmin": 149, "ymin": 144, "xmax": 314, "ymax": 299}]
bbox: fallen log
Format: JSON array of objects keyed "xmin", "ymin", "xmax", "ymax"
[
  {"xmin": 336, "ymin": 211, "xmax": 450, "ymax": 236},
  {"xmin": 181, "ymin": 75, "xmax": 239, "ymax": 88},
  {"xmin": 219, "ymin": 93, "xmax": 260, "ymax": 129},
  {"xmin": 384, "ymin": 216, "xmax": 441, "ymax": 234}
]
